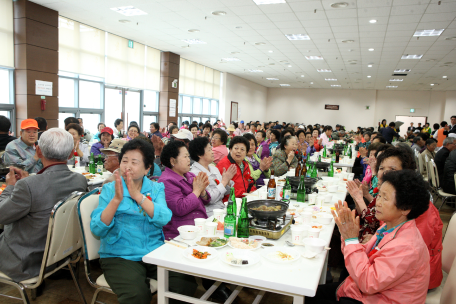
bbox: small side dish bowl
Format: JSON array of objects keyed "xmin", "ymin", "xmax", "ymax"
[{"xmin": 178, "ymin": 225, "xmax": 197, "ymax": 240}]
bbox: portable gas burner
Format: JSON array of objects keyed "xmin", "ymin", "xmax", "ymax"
[{"xmin": 249, "ymin": 215, "xmax": 294, "ymax": 240}]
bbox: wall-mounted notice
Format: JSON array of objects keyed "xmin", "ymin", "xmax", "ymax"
[
  {"xmin": 169, "ymin": 99, "xmax": 176, "ymax": 117},
  {"xmin": 325, "ymin": 104, "xmax": 339, "ymax": 110},
  {"xmin": 35, "ymin": 80, "xmax": 53, "ymax": 96}
]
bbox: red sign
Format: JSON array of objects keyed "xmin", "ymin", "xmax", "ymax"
[{"xmin": 325, "ymin": 104, "xmax": 339, "ymax": 110}]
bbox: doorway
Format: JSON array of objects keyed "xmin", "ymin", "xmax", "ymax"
[{"xmin": 395, "ymin": 115, "xmax": 427, "ymax": 137}]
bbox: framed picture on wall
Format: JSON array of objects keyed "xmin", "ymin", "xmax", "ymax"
[{"xmin": 230, "ymin": 101, "xmax": 238, "ymax": 122}]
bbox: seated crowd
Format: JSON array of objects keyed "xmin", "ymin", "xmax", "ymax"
[{"xmin": 0, "ymin": 114, "xmax": 455, "ymax": 304}]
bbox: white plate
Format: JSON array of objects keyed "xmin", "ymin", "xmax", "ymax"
[
  {"xmin": 262, "ymin": 247, "xmax": 301, "ymax": 264},
  {"xmin": 221, "ymin": 250, "xmax": 261, "ymax": 267},
  {"xmin": 249, "ymin": 235, "xmax": 266, "ymax": 242},
  {"xmin": 183, "ymin": 246, "xmax": 219, "ymax": 262},
  {"xmin": 195, "ymin": 236, "xmax": 229, "ymax": 249},
  {"xmin": 228, "ymin": 238, "xmax": 261, "ymax": 251}
]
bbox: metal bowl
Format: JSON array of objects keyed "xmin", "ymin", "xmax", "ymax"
[
  {"xmin": 247, "ymin": 200, "xmax": 289, "ymax": 220},
  {"xmin": 287, "ymin": 176, "xmax": 319, "ymax": 188},
  {"xmin": 307, "ymin": 161, "xmax": 331, "ymax": 169}
]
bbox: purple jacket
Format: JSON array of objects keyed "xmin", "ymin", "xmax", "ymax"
[
  {"xmin": 258, "ymin": 140, "xmax": 270, "ymax": 159},
  {"xmin": 158, "ymin": 167, "xmax": 211, "ymax": 239},
  {"xmin": 90, "ymin": 142, "xmax": 104, "ymax": 157}
]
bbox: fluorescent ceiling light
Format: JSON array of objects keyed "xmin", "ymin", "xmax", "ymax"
[
  {"xmin": 386, "ymin": 86, "xmax": 398, "ymax": 88},
  {"xmin": 280, "ymin": 84, "xmax": 291, "ymax": 86},
  {"xmin": 288, "ymin": 65, "xmax": 292, "ymax": 67},
  {"xmin": 368, "ymin": 64, "xmax": 373, "ymax": 67},
  {"xmin": 413, "ymin": 29, "xmax": 444, "ymax": 37},
  {"xmin": 248, "ymin": 69, "xmax": 263, "ymax": 72},
  {"xmin": 306, "ymin": 56, "xmax": 324, "ymax": 60},
  {"xmin": 401, "ymin": 54, "xmax": 423, "ymax": 59},
  {"xmin": 342, "ymin": 40, "xmax": 354, "ymax": 43},
  {"xmin": 430, "ymin": 83, "xmax": 435, "ymax": 86},
  {"xmin": 188, "ymin": 29, "xmax": 200, "ymax": 33},
  {"xmin": 310, "ymin": 82, "xmax": 314, "ymax": 84},
  {"xmin": 268, "ymin": 50, "xmax": 273, "ymax": 53},
  {"xmin": 317, "ymin": 69, "xmax": 331, "ymax": 72},
  {"xmin": 331, "ymin": 85, "xmax": 341, "ymax": 87},
  {"xmin": 367, "ymin": 75, "xmax": 372, "ymax": 78},
  {"xmin": 369, "ymin": 19, "xmax": 377, "ymax": 24},
  {"xmin": 443, "ymin": 76, "xmax": 447, "ymax": 78},
  {"xmin": 118, "ymin": 19, "xmax": 131, "ymax": 23},
  {"xmin": 394, "ymin": 69, "xmax": 411, "ymax": 73},
  {"xmin": 222, "ymin": 58, "xmax": 240, "ymax": 61},
  {"xmin": 230, "ymin": 51, "xmax": 240, "ymax": 54},
  {"xmin": 301, "ymin": 75, "xmax": 305, "ymax": 77},
  {"xmin": 389, "ymin": 79, "xmax": 403, "ymax": 81},
  {"xmin": 111, "ymin": 6, "xmax": 147, "ymax": 16},
  {"xmin": 255, "ymin": 42, "xmax": 266, "ymax": 45},
  {"xmin": 253, "ymin": 0, "xmax": 286, "ymax": 4},
  {"xmin": 325, "ymin": 78, "xmax": 337, "ymax": 81},
  {"xmin": 182, "ymin": 39, "xmax": 206, "ymax": 44},
  {"xmin": 285, "ymin": 34, "xmax": 310, "ymax": 41},
  {"xmin": 212, "ymin": 11, "xmax": 227, "ymax": 15},
  {"xmin": 267, "ymin": 78, "xmax": 279, "ymax": 80},
  {"xmin": 331, "ymin": 2, "xmax": 349, "ymax": 8},
  {"xmin": 368, "ymin": 48, "xmax": 374, "ymax": 51}
]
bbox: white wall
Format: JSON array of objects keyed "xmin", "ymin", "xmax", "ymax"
[
  {"xmin": 266, "ymin": 88, "xmax": 376, "ymax": 131},
  {"xmin": 220, "ymin": 73, "xmax": 268, "ymax": 123},
  {"xmin": 444, "ymin": 91, "xmax": 456, "ymax": 122}
]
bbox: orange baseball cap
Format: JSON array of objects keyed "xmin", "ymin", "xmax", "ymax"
[{"xmin": 21, "ymin": 119, "xmax": 39, "ymax": 130}]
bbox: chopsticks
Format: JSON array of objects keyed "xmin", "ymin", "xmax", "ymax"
[{"xmin": 164, "ymin": 240, "xmax": 187, "ymax": 249}]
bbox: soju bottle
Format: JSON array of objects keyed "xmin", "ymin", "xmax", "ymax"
[
  {"xmin": 311, "ymin": 163, "xmax": 318, "ymax": 178},
  {"xmin": 283, "ymin": 177, "xmax": 291, "ymax": 203},
  {"xmin": 318, "ymin": 154, "xmax": 322, "ymax": 162},
  {"xmin": 89, "ymin": 152, "xmax": 95, "ymax": 173},
  {"xmin": 297, "ymin": 175, "xmax": 306, "ymax": 203},
  {"xmin": 96, "ymin": 155, "xmax": 104, "ymax": 175},
  {"xmin": 237, "ymin": 198, "xmax": 249, "ymax": 238},
  {"xmin": 328, "ymin": 161, "xmax": 334, "ymax": 177},
  {"xmin": 224, "ymin": 196, "xmax": 237, "ymax": 239},
  {"xmin": 348, "ymin": 147, "xmax": 353, "ymax": 159},
  {"xmin": 228, "ymin": 187, "xmax": 237, "ymax": 216},
  {"xmin": 322, "ymin": 146, "xmax": 327, "ymax": 158}
]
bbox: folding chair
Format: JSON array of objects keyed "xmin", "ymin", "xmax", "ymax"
[
  {"xmin": 430, "ymin": 160, "xmax": 456, "ymax": 211},
  {"xmin": 0, "ymin": 191, "xmax": 87, "ymax": 304},
  {"xmin": 77, "ymin": 188, "xmax": 157, "ymax": 304}
]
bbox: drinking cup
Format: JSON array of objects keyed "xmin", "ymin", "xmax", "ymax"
[
  {"xmin": 308, "ymin": 193, "xmax": 317, "ymax": 205},
  {"xmin": 205, "ymin": 222, "xmax": 217, "ymax": 236},
  {"xmin": 324, "ymin": 194, "xmax": 333, "ymax": 203},
  {"xmin": 347, "ymin": 173, "xmax": 354, "ymax": 181},
  {"xmin": 291, "ymin": 225, "xmax": 305, "ymax": 243},
  {"xmin": 194, "ymin": 218, "xmax": 206, "ymax": 233},
  {"xmin": 316, "ymin": 196, "xmax": 325, "ymax": 206},
  {"xmin": 301, "ymin": 225, "xmax": 311, "ymax": 238},
  {"xmin": 301, "ymin": 212, "xmax": 312, "ymax": 225},
  {"xmin": 213, "ymin": 209, "xmax": 224, "ymax": 222},
  {"xmin": 308, "ymin": 228, "xmax": 321, "ymax": 238},
  {"xmin": 288, "ymin": 168, "xmax": 296, "ymax": 176}
]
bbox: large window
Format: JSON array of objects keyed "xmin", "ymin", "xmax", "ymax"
[
  {"xmin": 0, "ymin": 68, "xmax": 15, "ymax": 133},
  {"xmin": 178, "ymin": 95, "xmax": 219, "ymax": 127}
]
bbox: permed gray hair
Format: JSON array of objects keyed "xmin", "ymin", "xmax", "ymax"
[
  {"xmin": 443, "ymin": 137, "xmax": 456, "ymax": 146},
  {"xmin": 39, "ymin": 128, "xmax": 74, "ymax": 161}
]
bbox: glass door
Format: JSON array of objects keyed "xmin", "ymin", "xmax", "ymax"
[
  {"xmin": 105, "ymin": 87, "xmax": 123, "ymax": 131},
  {"xmin": 125, "ymin": 90, "xmax": 141, "ymax": 130}
]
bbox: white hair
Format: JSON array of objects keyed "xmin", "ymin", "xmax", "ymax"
[
  {"xmin": 443, "ymin": 137, "xmax": 456, "ymax": 146},
  {"xmin": 39, "ymin": 128, "xmax": 74, "ymax": 161}
]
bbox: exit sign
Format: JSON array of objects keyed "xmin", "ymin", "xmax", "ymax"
[
  {"xmin": 128, "ymin": 40, "xmax": 134, "ymax": 48},
  {"xmin": 410, "ymin": 108, "xmax": 415, "ymax": 113}
]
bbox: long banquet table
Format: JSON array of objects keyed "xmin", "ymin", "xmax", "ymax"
[{"xmin": 142, "ymin": 175, "xmax": 349, "ymax": 304}]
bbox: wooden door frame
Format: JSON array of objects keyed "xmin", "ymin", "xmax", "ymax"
[{"xmin": 230, "ymin": 101, "xmax": 238, "ymax": 122}]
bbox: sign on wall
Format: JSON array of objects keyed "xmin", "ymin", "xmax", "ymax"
[
  {"xmin": 325, "ymin": 104, "xmax": 339, "ymax": 110},
  {"xmin": 169, "ymin": 99, "xmax": 176, "ymax": 117},
  {"xmin": 35, "ymin": 80, "xmax": 53, "ymax": 96}
]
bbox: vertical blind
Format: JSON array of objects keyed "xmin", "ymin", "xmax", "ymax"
[
  {"xmin": 179, "ymin": 58, "xmax": 221, "ymax": 99},
  {"xmin": 59, "ymin": 17, "xmax": 105, "ymax": 78},
  {"xmin": 0, "ymin": 0, "xmax": 14, "ymax": 68},
  {"xmin": 146, "ymin": 46, "xmax": 161, "ymax": 91}
]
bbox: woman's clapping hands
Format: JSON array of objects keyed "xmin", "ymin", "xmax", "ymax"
[
  {"xmin": 331, "ymin": 200, "xmax": 360, "ymax": 240},
  {"xmin": 193, "ymin": 172, "xmax": 210, "ymax": 197}
]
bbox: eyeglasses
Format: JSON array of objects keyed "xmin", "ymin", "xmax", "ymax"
[
  {"xmin": 105, "ymin": 154, "xmax": 118, "ymax": 158},
  {"xmin": 212, "ymin": 137, "xmax": 221, "ymax": 141}
]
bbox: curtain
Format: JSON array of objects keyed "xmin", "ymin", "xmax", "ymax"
[
  {"xmin": 0, "ymin": 0, "xmax": 14, "ymax": 68},
  {"xmin": 179, "ymin": 58, "xmax": 221, "ymax": 99}
]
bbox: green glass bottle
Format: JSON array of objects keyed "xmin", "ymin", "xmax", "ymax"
[
  {"xmin": 282, "ymin": 177, "xmax": 291, "ymax": 203},
  {"xmin": 224, "ymin": 196, "xmax": 237, "ymax": 239},
  {"xmin": 96, "ymin": 155, "xmax": 104, "ymax": 175},
  {"xmin": 328, "ymin": 161, "xmax": 334, "ymax": 177},
  {"xmin": 297, "ymin": 175, "xmax": 306, "ymax": 203},
  {"xmin": 89, "ymin": 152, "xmax": 95, "ymax": 173},
  {"xmin": 237, "ymin": 198, "xmax": 249, "ymax": 238},
  {"xmin": 348, "ymin": 146, "xmax": 353, "ymax": 159},
  {"xmin": 322, "ymin": 146, "xmax": 327, "ymax": 158},
  {"xmin": 318, "ymin": 154, "xmax": 322, "ymax": 162},
  {"xmin": 228, "ymin": 187, "xmax": 237, "ymax": 216},
  {"xmin": 311, "ymin": 163, "xmax": 318, "ymax": 178}
]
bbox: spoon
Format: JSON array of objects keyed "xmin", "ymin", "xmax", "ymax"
[{"xmin": 286, "ymin": 240, "xmax": 330, "ymax": 250}]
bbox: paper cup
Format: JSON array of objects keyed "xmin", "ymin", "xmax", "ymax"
[
  {"xmin": 341, "ymin": 173, "xmax": 348, "ymax": 181},
  {"xmin": 288, "ymin": 168, "xmax": 296, "ymax": 176},
  {"xmin": 194, "ymin": 218, "xmax": 206, "ymax": 233},
  {"xmin": 316, "ymin": 196, "xmax": 325, "ymax": 206},
  {"xmin": 308, "ymin": 228, "xmax": 321, "ymax": 238},
  {"xmin": 213, "ymin": 209, "xmax": 224, "ymax": 222},
  {"xmin": 205, "ymin": 222, "xmax": 217, "ymax": 236},
  {"xmin": 347, "ymin": 173, "xmax": 354, "ymax": 181},
  {"xmin": 301, "ymin": 224, "xmax": 311, "ymax": 238},
  {"xmin": 308, "ymin": 193, "xmax": 317, "ymax": 205},
  {"xmin": 324, "ymin": 194, "xmax": 333, "ymax": 203},
  {"xmin": 291, "ymin": 225, "xmax": 305, "ymax": 243},
  {"xmin": 301, "ymin": 212, "xmax": 312, "ymax": 225}
]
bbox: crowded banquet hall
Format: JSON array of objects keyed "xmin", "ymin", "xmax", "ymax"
[{"xmin": 1, "ymin": 0, "xmax": 456, "ymax": 304}]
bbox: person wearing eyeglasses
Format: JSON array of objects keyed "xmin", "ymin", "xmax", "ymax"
[
  {"xmin": 100, "ymin": 139, "xmax": 126, "ymax": 185},
  {"xmin": 211, "ymin": 129, "xmax": 228, "ymax": 165},
  {"xmin": 127, "ymin": 125, "xmax": 140, "ymax": 140}
]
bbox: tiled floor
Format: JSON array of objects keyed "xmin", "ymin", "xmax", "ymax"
[{"xmin": 1, "ymin": 198, "xmax": 454, "ymax": 304}]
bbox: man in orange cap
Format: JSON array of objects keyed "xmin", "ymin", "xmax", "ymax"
[{"xmin": 3, "ymin": 119, "xmax": 43, "ymax": 173}]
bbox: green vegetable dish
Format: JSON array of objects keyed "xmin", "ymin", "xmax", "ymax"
[{"xmin": 209, "ymin": 238, "xmax": 228, "ymax": 247}]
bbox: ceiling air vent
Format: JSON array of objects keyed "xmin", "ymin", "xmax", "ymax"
[{"xmin": 392, "ymin": 73, "xmax": 408, "ymax": 76}]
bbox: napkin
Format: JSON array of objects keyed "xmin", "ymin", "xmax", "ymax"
[{"xmin": 302, "ymin": 249, "xmax": 320, "ymax": 259}]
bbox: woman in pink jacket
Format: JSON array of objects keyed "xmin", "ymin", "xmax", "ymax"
[{"xmin": 307, "ymin": 170, "xmax": 431, "ymax": 304}]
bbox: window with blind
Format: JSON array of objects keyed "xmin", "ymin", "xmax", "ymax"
[
  {"xmin": 0, "ymin": 0, "xmax": 14, "ymax": 68},
  {"xmin": 179, "ymin": 58, "xmax": 221, "ymax": 100}
]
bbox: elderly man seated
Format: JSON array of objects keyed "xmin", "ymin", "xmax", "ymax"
[
  {"xmin": 101, "ymin": 139, "xmax": 126, "ymax": 185},
  {"xmin": 0, "ymin": 128, "xmax": 87, "ymax": 282},
  {"xmin": 3, "ymin": 119, "xmax": 43, "ymax": 173}
]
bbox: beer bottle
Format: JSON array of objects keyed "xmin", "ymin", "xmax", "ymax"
[
  {"xmin": 295, "ymin": 160, "xmax": 302, "ymax": 177},
  {"xmin": 237, "ymin": 198, "xmax": 249, "ymax": 238},
  {"xmin": 224, "ymin": 196, "xmax": 237, "ymax": 238},
  {"xmin": 283, "ymin": 177, "xmax": 291, "ymax": 203},
  {"xmin": 336, "ymin": 150, "xmax": 340, "ymax": 163},
  {"xmin": 297, "ymin": 175, "xmax": 306, "ymax": 203},
  {"xmin": 301, "ymin": 159, "xmax": 307, "ymax": 177},
  {"xmin": 228, "ymin": 187, "xmax": 237, "ymax": 216},
  {"xmin": 267, "ymin": 170, "xmax": 276, "ymax": 199},
  {"xmin": 96, "ymin": 155, "xmax": 104, "ymax": 175}
]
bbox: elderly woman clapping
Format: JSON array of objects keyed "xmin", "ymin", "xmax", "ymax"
[
  {"xmin": 307, "ymin": 170, "xmax": 431, "ymax": 304},
  {"xmin": 271, "ymin": 135, "xmax": 298, "ymax": 176}
]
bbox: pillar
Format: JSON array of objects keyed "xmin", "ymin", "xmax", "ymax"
[
  {"xmin": 14, "ymin": 0, "xmax": 59, "ymax": 130},
  {"xmin": 159, "ymin": 52, "xmax": 180, "ymax": 129}
]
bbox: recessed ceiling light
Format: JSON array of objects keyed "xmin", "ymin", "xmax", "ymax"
[
  {"xmin": 317, "ymin": 69, "xmax": 331, "ymax": 72},
  {"xmin": 430, "ymin": 83, "xmax": 435, "ymax": 86},
  {"xmin": 310, "ymin": 82, "xmax": 314, "ymax": 84},
  {"xmin": 331, "ymin": 84, "xmax": 341, "ymax": 87},
  {"xmin": 188, "ymin": 29, "xmax": 200, "ymax": 33},
  {"xmin": 445, "ymin": 37, "xmax": 456, "ymax": 41},
  {"xmin": 443, "ymin": 76, "xmax": 447, "ymax": 78},
  {"xmin": 368, "ymin": 48, "xmax": 374, "ymax": 51},
  {"xmin": 285, "ymin": 34, "xmax": 310, "ymax": 41},
  {"xmin": 222, "ymin": 58, "xmax": 240, "ymax": 61},
  {"xmin": 325, "ymin": 78, "xmax": 337, "ymax": 81},
  {"xmin": 118, "ymin": 19, "xmax": 131, "ymax": 23},
  {"xmin": 348, "ymin": 49, "xmax": 353, "ymax": 52},
  {"xmin": 369, "ymin": 19, "xmax": 377, "ymax": 24},
  {"xmin": 306, "ymin": 56, "xmax": 324, "ymax": 60},
  {"xmin": 212, "ymin": 11, "xmax": 227, "ymax": 16},
  {"xmin": 350, "ymin": 62, "xmax": 357, "ymax": 65},
  {"xmin": 280, "ymin": 84, "xmax": 291, "ymax": 86},
  {"xmin": 182, "ymin": 39, "xmax": 206, "ymax": 44},
  {"xmin": 367, "ymin": 75, "xmax": 372, "ymax": 78},
  {"xmin": 301, "ymin": 75, "xmax": 304, "ymax": 77},
  {"xmin": 331, "ymin": 2, "xmax": 348, "ymax": 8},
  {"xmin": 288, "ymin": 65, "xmax": 292, "ymax": 67},
  {"xmin": 248, "ymin": 69, "xmax": 263, "ymax": 72},
  {"xmin": 230, "ymin": 51, "xmax": 240, "ymax": 54},
  {"xmin": 394, "ymin": 69, "xmax": 411, "ymax": 73},
  {"xmin": 235, "ymin": 26, "xmax": 243, "ymax": 29},
  {"xmin": 253, "ymin": 0, "xmax": 286, "ymax": 4},
  {"xmin": 267, "ymin": 78, "xmax": 279, "ymax": 80},
  {"xmin": 268, "ymin": 50, "xmax": 273, "ymax": 53},
  {"xmin": 401, "ymin": 54, "xmax": 423, "ymax": 59},
  {"xmin": 342, "ymin": 40, "xmax": 354, "ymax": 43},
  {"xmin": 111, "ymin": 6, "xmax": 147, "ymax": 16},
  {"xmin": 255, "ymin": 42, "xmax": 266, "ymax": 46},
  {"xmin": 386, "ymin": 86, "xmax": 398, "ymax": 88},
  {"xmin": 413, "ymin": 29, "xmax": 444, "ymax": 37},
  {"xmin": 389, "ymin": 79, "xmax": 403, "ymax": 81}
]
